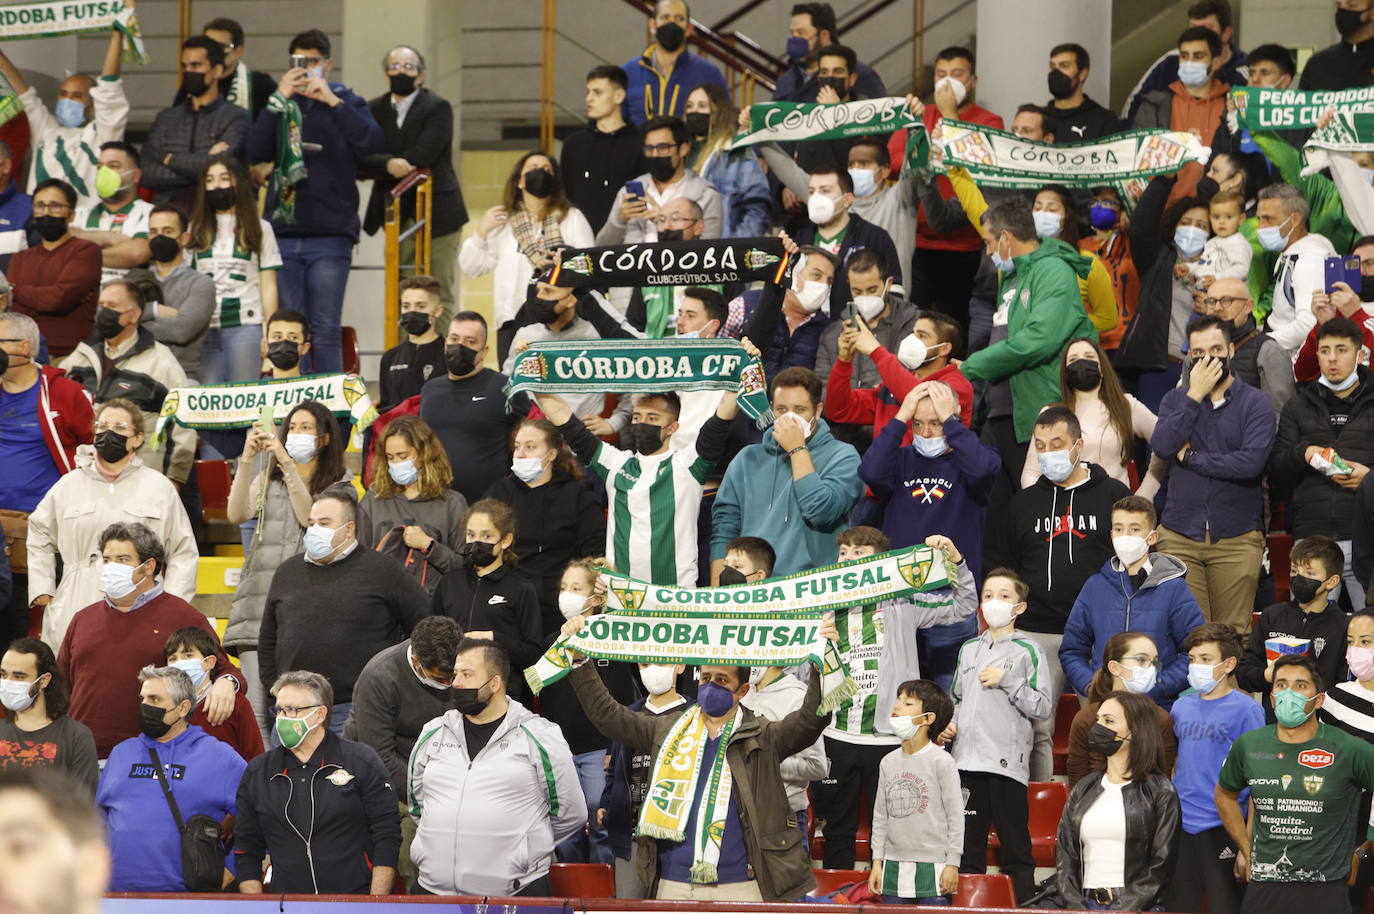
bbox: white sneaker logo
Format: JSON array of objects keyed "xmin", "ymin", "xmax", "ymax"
[
  {"xmin": 471, "ymin": 396, "xmax": 487, "ymax": 402},
  {"xmin": 488, "ymin": 594, "xmax": 507, "ymax": 604}
]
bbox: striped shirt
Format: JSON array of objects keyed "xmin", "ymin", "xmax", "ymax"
[
  {"xmin": 590, "ymin": 441, "xmax": 712, "ymax": 587},
  {"xmin": 76, "ymin": 198, "xmax": 153, "ymax": 285},
  {"xmin": 1319, "ymin": 680, "xmax": 1374, "ymax": 742},
  {"xmin": 192, "ymin": 214, "xmax": 282, "ymax": 328},
  {"xmin": 21, "ymin": 78, "xmax": 130, "ymax": 207}
]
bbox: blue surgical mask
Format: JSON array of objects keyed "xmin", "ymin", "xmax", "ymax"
[
  {"xmin": 171, "ymin": 658, "xmax": 208, "ymax": 690},
  {"xmin": 1037, "ymin": 447, "xmax": 1078, "ymax": 483},
  {"xmin": 1319, "ymin": 369, "xmax": 1360, "ymax": 392},
  {"xmin": 912, "ymin": 435, "xmax": 947, "ymax": 458},
  {"xmin": 848, "ymin": 167, "xmax": 878, "ymax": 198},
  {"xmin": 285, "ymin": 433, "xmax": 317, "ymax": 464},
  {"xmin": 511, "ymin": 456, "xmax": 545, "ymax": 483},
  {"xmin": 1178, "ymin": 60, "xmax": 1210, "ymax": 88},
  {"xmin": 1257, "ymin": 214, "xmax": 1294, "ymax": 253},
  {"xmin": 303, "ymin": 523, "xmax": 339, "ymax": 561},
  {"xmin": 1032, "ymin": 210, "xmax": 1062, "ymax": 239},
  {"xmin": 991, "ymin": 237, "xmax": 1016, "ymax": 274},
  {"xmin": 1123, "ymin": 663, "xmax": 1158, "ymax": 694},
  {"xmin": 55, "ymin": 97, "xmax": 87, "ymax": 128},
  {"xmin": 1188, "ymin": 662, "xmax": 1221, "ymax": 694},
  {"xmin": 1173, "ymin": 224, "xmax": 1207, "ymax": 259},
  {"xmin": 388, "ymin": 459, "xmax": 419, "ymax": 486}
]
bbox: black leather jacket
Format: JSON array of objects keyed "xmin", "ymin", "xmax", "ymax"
[{"xmin": 1053, "ymin": 772, "xmax": 1181, "ymax": 911}]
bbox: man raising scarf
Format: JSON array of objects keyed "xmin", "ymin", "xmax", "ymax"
[{"xmin": 559, "ymin": 611, "xmax": 838, "ymax": 902}]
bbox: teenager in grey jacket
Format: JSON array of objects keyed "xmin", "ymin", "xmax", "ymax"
[
  {"xmin": 407, "ymin": 640, "xmax": 584, "ymax": 896},
  {"xmin": 739, "ymin": 669, "xmax": 828, "ymax": 830}
]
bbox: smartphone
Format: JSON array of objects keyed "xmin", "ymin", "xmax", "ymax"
[
  {"xmin": 290, "ymin": 53, "xmax": 308, "ymax": 71},
  {"xmin": 846, "ymin": 299, "xmax": 857, "ymax": 325},
  {"xmin": 1325, "ymin": 255, "xmax": 1362, "ymax": 293},
  {"xmin": 624, "ymin": 180, "xmax": 644, "ymax": 200},
  {"xmin": 257, "ymin": 404, "xmax": 274, "ymax": 437}
]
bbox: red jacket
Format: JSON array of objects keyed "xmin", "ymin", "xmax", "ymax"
[
  {"xmin": 888, "ymin": 103, "xmax": 1004, "ymax": 253},
  {"xmin": 36, "ymin": 364, "xmax": 93, "ymax": 475},
  {"xmin": 1295, "ymin": 313, "xmax": 1374, "ymax": 382},
  {"xmin": 825, "ymin": 348, "xmax": 973, "ymax": 445}
]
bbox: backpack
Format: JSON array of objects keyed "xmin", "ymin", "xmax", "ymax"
[{"xmin": 374, "ymin": 522, "xmax": 445, "ymax": 589}]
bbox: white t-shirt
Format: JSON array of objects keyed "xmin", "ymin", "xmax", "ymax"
[
  {"xmin": 192, "ymin": 214, "xmax": 283, "ymax": 329},
  {"xmin": 1080, "ymin": 774, "xmax": 1128, "ymax": 889},
  {"xmin": 76, "ymin": 197, "xmax": 153, "ymax": 285}
]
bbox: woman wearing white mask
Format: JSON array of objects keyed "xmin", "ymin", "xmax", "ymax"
[
  {"xmin": 0, "ymin": 637, "xmax": 97, "ymax": 792},
  {"xmin": 27, "ymin": 399, "xmax": 198, "ymax": 649},
  {"xmin": 1066, "ymin": 632, "xmax": 1177, "ymax": 788},
  {"xmin": 1021, "ymin": 338, "xmax": 1166, "ymax": 496},
  {"xmin": 226, "ymin": 399, "xmax": 349, "ymax": 740},
  {"xmin": 485, "ymin": 419, "xmax": 604, "ymax": 635},
  {"xmin": 358, "ymin": 415, "xmax": 468, "ymax": 596}
]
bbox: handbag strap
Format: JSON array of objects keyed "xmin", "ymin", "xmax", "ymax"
[{"xmin": 148, "ymin": 745, "xmax": 186, "ymax": 832}]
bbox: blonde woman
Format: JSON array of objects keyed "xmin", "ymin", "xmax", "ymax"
[{"xmin": 683, "ymin": 83, "xmax": 769, "ymax": 238}]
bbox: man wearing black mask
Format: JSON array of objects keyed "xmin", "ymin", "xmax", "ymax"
[
  {"xmin": 362, "ymin": 45, "xmax": 467, "ymax": 330},
  {"xmin": 419, "ymin": 311, "xmax": 530, "ymax": 504},
  {"xmin": 1301, "ymin": 0, "xmax": 1374, "ymax": 90},
  {"xmin": 61, "ymin": 280, "xmax": 197, "ymax": 489},
  {"xmin": 138, "ymin": 204, "xmax": 216, "ymax": 382},
  {"xmin": 9, "ymin": 179, "xmax": 101, "ymax": 358},
  {"xmin": 773, "ymin": 3, "xmax": 886, "ymax": 103},
  {"xmin": 1043, "ymin": 43, "xmax": 1120, "ymax": 142},
  {"xmin": 621, "ymin": 0, "xmax": 728, "ymax": 125},
  {"xmin": 379, "ymin": 275, "xmax": 448, "ymax": 413},
  {"xmin": 141, "ymin": 36, "xmax": 249, "ymax": 214}
]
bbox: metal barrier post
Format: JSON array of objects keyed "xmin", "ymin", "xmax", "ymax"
[{"xmin": 382, "ymin": 170, "xmax": 433, "ymax": 350}]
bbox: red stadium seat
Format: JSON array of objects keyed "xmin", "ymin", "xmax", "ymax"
[
  {"xmin": 1052, "ymin": 692, "xmax": 1078, "ymax": 776},
  {"xmin": 1268, "ymin": 533, "xmax": 1293, "ymax": 603},
  {"xmin": 954, "ymin": 872, "xmax": 1016, "ymax": 907},
  {"xmin": 548, "ymin": 863, "xmax": 614, "ymax": 898},
  {"xmin": 342, "ymin": 326, "xmax": 361, "ymax": 375},
  {"xmin": 987, "ymin": 781, "xmax": 1066, "ymax": 868},
  {"xmin": 810, "ymin": 868, "xmax": 869, "ymax": 896},
  {"xmin": 196, "ymin": 459, "xmax": 232, "ymax": 523}
]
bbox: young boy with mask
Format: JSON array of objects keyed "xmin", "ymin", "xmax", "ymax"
[
  {"xmin": 599, "ymin": 661, "xmax": 687, "ymax": 898},
  {"xmin": 1060, "ymin": 495, "xmax": 1205, "ymax": 709},
  {"xmin": 379, "ymin": 275, "xmax": 447, "ymax": 413},
  {"xmin": 950, "ymin": 567, "xmax": 1052, "ymax": 903},
  {"xmin": 1238, "ymin": 535, "xmax": 1349, "ymax": 722},
  {"xmin": 869, "ymin": 679, "xmax": 961, "ymax": 906},
  {"xmin": 163, "ymin": 627, "xmax": 264, "ymax": 762},
  {"xmin": 813, "ymin": 527, "xmax": 976, "ymax": 870},
  {"xmin": 1167, "ymin": 622, "xmax": 1263, "ymax": 914}
]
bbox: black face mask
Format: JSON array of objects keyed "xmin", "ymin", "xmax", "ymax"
[
  {"xmin": 389, "ymin": 72, "xmax": 417, "ymax": 97},
  {"xmin": 0, "ymin": 348, "xmax": 8, "ymax": 375},
  {"xmin": 527, "ymin": 296, "xmax": 560, "ymax": 325},
  {"xmin": 656, "ymin": 21, "xmax": 686, "ymax": 52},
  {"xmin": 94, "ymin": 429, "xmax": 131, "ymax": 463},
  {"xmin": 657, "ymin": 228, "xmax": 684, "ymax": 242},
  {"xmin": 1065, "ymin": 359, "xmax": 1102, "ymax": 392},
  {"xmin": 148, "ymin": 234, "xmax": 181, "ymax": 263},
  {"xmin": 182, "ymin": 71, "xmax": 211, "ymax": 97},
  {"xmin": 684, "ymin": 112, "xmax": 711, "ymax": 137},
  {"xmin": 33, "ymin": 215, "xmax": 67, "ymax": 242},
  {"xmin": 523, "ymin": 168, "xmax": 555, "ymax": 199},
  {"xmin": 1361, "ymin": 274, "xmax": 1374, "ymax": 303},
  {"xmin": 138, "ymin": 702, "xmax": 174, "ymax": 739},
  {"xmin": 1047, "ymin": 69, "xmax": 1076, "ymax": 100},
  {"xmin": 399, "ymin": 311, "xmax": 432, "ymax": 336},
  {"xmin": 718, "ymin": 566, "xmax": 748, "ymax": 587},
  {"xmin": 205, "ymin": 186, "xmax": 235, "ymax": 212},
  {"xmin": 1338, "ymin": 7, "xmax": 1368, "ymax": 37},
  {"xmin": 94, "ymin": 307, "xmax": 125, "ymax": 340},
  {"xmin": 624, "ymin": 421, "xmax": 665, "ymax": 455},
  {"xmin": 1086, "ymin": 722, "xmax": 1125, "ymax": 757},
  {"xmin": 646, "ymin": 156, "xmax": 677, "ymax": 183},
  {"xmin": 461, "ymin": 540, "xmax": 497, "ymax": 569},
  {"xmin": 267, "ymin": 340, "xmax": 300, "ymax": 370},
  {"xmin": 1289, "ymin": 573, "xmax": 1325, "ymax": 605},
  {"xmin": 818, "ymin": 76, "xmax": 849, "ymax": 99},
  {"xmin": 452, "ymin": 678, "xmax": 493, "ymax": 716},
  {"xmin": 1195, "ymin": 176, "xmax": 1221, "ymax": 201},
  {"xmin": 445, "ymin": 343, "xmax": 478, "ymax": 377}
]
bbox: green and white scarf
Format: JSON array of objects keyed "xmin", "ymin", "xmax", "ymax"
[
  {"xmin": 267, "ymin": 91, "xmax": 307, "ymax": 224},
  {"xmin": 1230, "ymin": 85, "xmax": 1374, "ymax": 134},
  {"xmin": 154, "ymin": 373, "xmax": 376, "ymax": 445},
  {"xmin": 938, "ymin": 119, "xmax": 1209, "ymax": 209},
  {"xmin": 639, "ymin": 706, "xmax": 736, "ymax": 884},
  {"xmin": 730, "ymin": 97, "xmax": 925, "ymax": 154},
  {"xmin": 1305, "ymin": 109, "xmax": 1374, "ymax": 153},
  {"xmin": 0, "ymin": 70, "xmax": 20, "ymax": 129},
  {"xmin": 525, "ymin": 545, "xmax": 954, "ymax": 709},
  {"xmin": 507, "ymin": 338, "xmax": 774, "ymax": 427},
  {"xmin": 225, "ymin": 60, "xmax": 251, "ymax": 112},
  {"xmin": 0, "ymin": 1, "xmax": 149, "ymax": 64}
]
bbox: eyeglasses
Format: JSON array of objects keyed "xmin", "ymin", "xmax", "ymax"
[
  {"xmin": 93, "ymin": 421, "xmax": 135, "ymax": 435},
  {"xmin": 271, "ymin": 704, "xmax": 323, "ymax": 718},
  {"xmin": 1120, "ymin": 654, "xmax": 1161, "ymax": 668},
  {"xmin": 642, "ymin": 143, "xmax": 678, "ymax": 156},
  {"xmin": 652, "ymin": 213, "xmax": 697, "ymax": 226},
  {"xmin": 31, "ymin": 202, "xmax": 69, "ymax": 214},
  {"xmin": 386, "ymin": 62, "xmax": 421, "ymax": 74},
  {"xmin": 1201, "ymin": 296, "xmax": 1249, "ymax": 309}
]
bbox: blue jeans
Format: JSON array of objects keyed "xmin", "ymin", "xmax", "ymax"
[
  {"xmin": 795, "ymin": 806, "xmax": 809, "ymax": 843},
  {"xmin": 200, "ymin": 324, "xmax": 264, "ymax": 384},
  {"xmin": 882, "ymin": 896, "xmax": 948, "ymax": 906},
  {"xmin": 276, "ymin": 234, "xmax": 354, "ymax": 373},
  {"xmin": 555, "ymin": 749, "xmax": 612, "ymax": 864}
]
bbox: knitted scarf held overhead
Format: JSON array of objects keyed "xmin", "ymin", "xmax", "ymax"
[{"xmin": 266, "ymin": 91, "xmax": 307, "ymax": 224}]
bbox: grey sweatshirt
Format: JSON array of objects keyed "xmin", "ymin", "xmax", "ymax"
[
  {"xmin": 872, "ymin": 741, "xmax": 964, "ymax": 867},
  {"xmin": 357, "ymin": 489, "xmax": 469, "ymax": 593},
  {"xmin": 740, "ymin": 673, "xmax": 829, "ymax": 811},
  {"xmin": 950, "ymin": 629, "xmax": 1053, "ymax": 785}
]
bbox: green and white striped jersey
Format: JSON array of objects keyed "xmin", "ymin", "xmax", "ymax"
[
  {"xmin": 827, "ymin": 602, "xmax": 898, "ymax": 745},
  {"xmin": 590, "ymin": 441, "xmax": 712, "ymax": 587},
  {"xmin": 76, "ymin": 197, "xmax": 152, "ymax": 285}
]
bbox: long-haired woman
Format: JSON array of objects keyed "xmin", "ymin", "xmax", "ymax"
[{"xmin": 683, "ymin": 82, "xmax": 770, "ymax": 238}]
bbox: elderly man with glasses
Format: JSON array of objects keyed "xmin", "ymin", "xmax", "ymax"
[
  {"xmin": 1197, "ymin": 276, "xmax": 1295, "ymax": 414},
  {"xmin": 9, "ymin": 179, "xmax": 102, "ymax": 358}
]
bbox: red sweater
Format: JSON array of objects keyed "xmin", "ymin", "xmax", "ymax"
[
  {"xmin": 9, "ymin": 235, "xmax": 102, "ymax": 356},
  {"xmin": 190, "ymin": 692, "xmax": 265, "ymax": 762},
  {"xmin": 888, "ymin": 103, "xmax": 1004, "ymax": 253},
  {"xmin": 58, "ymin": 590, "xmax": 245, "ymax": 757},
  {"xmin": 825, "ymin": 348, "xmax": 974, "ymax": 445}
]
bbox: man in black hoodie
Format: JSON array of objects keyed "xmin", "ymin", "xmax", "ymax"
[
  {"xmin": 985, "ymin": 406, "xmax": 1129, "ymax": 781},
  {"xmin": 561, "ymin": 66, "xmax": 642, "ymax": 234},
  {"xmin": 1044, "ymin": 43, "xmax": 1120, "ymax": 142}
]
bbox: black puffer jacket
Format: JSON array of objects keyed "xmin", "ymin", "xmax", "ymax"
[
  {"xmin": 1269, "ymin": 367, "xmax": 1374, "ymax": 538},
  {"xmin": 1044, "ymin": 772, "xmax": 1180, "ymax": 911}
]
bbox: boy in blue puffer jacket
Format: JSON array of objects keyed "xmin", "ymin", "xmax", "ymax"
[{"xmin": 1059, "ymin": 495, "xmax": 1205, "ymax": 708}]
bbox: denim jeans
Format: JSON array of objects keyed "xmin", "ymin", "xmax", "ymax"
[
  {"xmin": 276, "ymin": 234, "xmax": 354, "ymax": 373},
  {"xmin": 200, "ymin": 324, "xmax": 264, "ymax": 384},
  {"xmin": 556, "ymin": 749, "xmax": 612, "ymax": 864}
]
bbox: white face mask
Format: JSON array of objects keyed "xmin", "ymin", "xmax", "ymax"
[
  {"xmin": 303, "ymin": 523, "xmax": 339, "ymax": 561},
  {"xmin": 934, "ymin": 75, "xmax": 968, "ymax": 107},
  {"xmin": 912, "ymin": 435, "xmax": 947, "ymax": 458},
  {"xmin": 792, "ymin": 276, "xmax": 830, "ymax": 313},
  {"xmin": 748, "ymin": 667, "xmax": 767, "ymax": 686},
  {"xmin": 773, "ymin": 410, "xmax": 816, "ymax": 441},
  {"xmin": 807, "ymin": 191, "xmax": 837, "ymax": 225},
  {"xmin": 0, "ymin": 679, "xmax": 38, "ymax": 713},
  {"xmin": 981, "ymin": 599, "xmax": 1017, "ymax": 628},
  {"xmin": 100, "ymin": 561, "xmax": 138, "ymax": 600},
  {"xmin": 677, "ymin": 328, "xmax": 702, "ymax": 339},
  {"xmin": 853, "ymin": 294, "xmax": 885, "ymax": 322},
  {"xmin": 285, "ymin": 433, "xmax": 317, "ymax": 463},
  {"xmin": 1319, "ymin": 369, "xmax": 1359, "ymax": 392},
  {"xmin": 408, "ymin": 648, "xmax": 451, "ymax": 691},
  {"xmin": 511, "ymin": 455, "xmax": 546, "ymax": 483},
  {"xmin": 1112, "ymin": 535, "xmax": 1150, "ymax": 567},
  {"xmin": 558, "ymin": 591, "xmax": 589, "ymax": 620},
  {"xmin": 897, "ymin": 335, "xmax": 938, "ymax": 370},
  {"xmin": 639, "ymin": 664, "xmax": 677, "ymax": 696},
  {"xmin": 888, "ymin": 714, "xmax": 927, "ymax": 741}
]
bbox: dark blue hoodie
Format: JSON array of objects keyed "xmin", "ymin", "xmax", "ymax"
[
  {"xmin": 858, "ymin": 416, "xmax": 1001, "ymax": 580},
  {"xmin": 97, "ymin": 724, "xmax": 246, "ymax": 891}
]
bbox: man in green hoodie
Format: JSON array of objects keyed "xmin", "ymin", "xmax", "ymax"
[{"xmin": 960, "ymin": 195, "xmax": 1095, "ymax": 493}]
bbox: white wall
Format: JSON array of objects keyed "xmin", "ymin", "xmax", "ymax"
[{"xmin": 975, "ymin": 0, "xmax": 1112, "ymax": 126}]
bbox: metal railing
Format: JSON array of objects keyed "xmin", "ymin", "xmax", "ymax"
[{"xmin": 382, "ymin": 169, "xmax": 432, "ymax": 350}]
